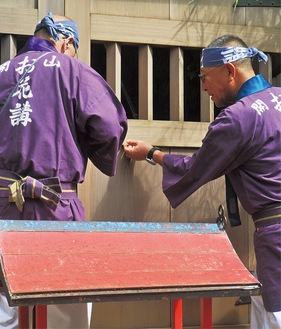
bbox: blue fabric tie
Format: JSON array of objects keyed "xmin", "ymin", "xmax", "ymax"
[
  {"xmin": 34, "ymin": 12, "xmax": 79, "ymax": 50},
  {"xmin": 201, "ymin": 46, "xmax": 268, "ymax": 68}
]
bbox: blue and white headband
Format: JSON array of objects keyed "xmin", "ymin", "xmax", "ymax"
[
  {"xmin": 201, "ymin": 46, "xmax": 268, "ymax": 68},
  {"xmin": 34, "ymin": 12, "xmax": 79, "ymax": 50}
]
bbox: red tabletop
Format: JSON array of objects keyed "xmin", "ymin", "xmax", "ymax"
[{"xmin": 0, "ymin": 220, "xmax": 260, "ymax": 306}]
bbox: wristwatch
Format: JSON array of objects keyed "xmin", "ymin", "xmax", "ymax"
[{"xmin": 146, "ymin": 147, "xmax": 161, "ymax": 165}]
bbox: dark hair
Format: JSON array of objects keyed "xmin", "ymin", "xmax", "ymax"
[{"xmin": 207, "ymin": 34, "xmax": 248, "ymax": 48}]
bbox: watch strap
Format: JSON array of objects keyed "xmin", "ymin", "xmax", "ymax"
[{"xmin": 146, "ymin": 147, "xmax": 161, "ymax": 165}]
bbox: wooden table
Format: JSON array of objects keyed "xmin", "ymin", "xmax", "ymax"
[{"xmin": 0, "ymin": 220, "xmax": 260, "ymax": 328}]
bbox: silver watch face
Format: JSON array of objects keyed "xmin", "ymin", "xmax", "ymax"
[{"xmin": 145, "ymin": 157, "xmax": 156, "ymax": 165}]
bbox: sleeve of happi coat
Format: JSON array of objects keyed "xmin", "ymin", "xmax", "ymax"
[
  {"xmin": 76, "ymin": 65, "xmax": 128, "ymax": 176},
  {"xmin": 162, "ymin": 109, "xmax": 244, "ymax": 208}
]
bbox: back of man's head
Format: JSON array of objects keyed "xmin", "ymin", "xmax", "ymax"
[{"xmin": 34, "ymin": 12, "xmax": 79, "ymax": 51}]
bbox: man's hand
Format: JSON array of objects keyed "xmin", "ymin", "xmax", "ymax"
[
  {"xmin": 123, "ymin": 140, "xmax": 153, "ymax": 161},
  {"xmin": 123, "ymin": 140, "xmax": 164, "ymax": 166}
]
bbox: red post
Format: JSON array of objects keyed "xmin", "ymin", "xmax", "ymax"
[
  {"xmin": 172, "ymin": 298, "xmax": 183, "ymax": 329},
  {"xmin": 35, "ymin": 305, "xmax": 47, "ymax": 329},
  {"xmin": 18, "ymin": 306, "xmax": 29, "ymax": 329},
  {"xmin": 200, "ymin": 298, "xmax": 212, "ymax": 329}
]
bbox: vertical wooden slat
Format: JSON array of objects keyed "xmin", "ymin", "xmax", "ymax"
[
  {"xmin": 1, "ymin": 35, "xmax": 17, "ymax": 63},
  {"xmin": 200, "ymin": 86, "xmax": 214, "ymax": 123},
  {"xmin": 106, "ymin": 42, "xmax": 121, "ymax": 99},
  {"xmin": 139, "ymin": 45, "xmax": 153, "ymax": 120},
  {"xmin": 199, "ymin": 50, "xmax": 214, "ymax": 123},
  {"xmin": 259, "ymin": 53, "xmax": 272, "ymax": 84},
  {"xmin": 170, "ymin": 47, "xmax": 184, "ymax": 121}
]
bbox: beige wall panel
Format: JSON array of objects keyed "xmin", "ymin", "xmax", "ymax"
[
  {"xmin": 65, "ymin": 0, "xmax": 91, "ymax": 64},
  {"xmin": 0, "ymin": 0, "xmax": 35, "ymax": 8},
  {"xmin": 170, "ymin": 0, "xmax": 245, "ymax": 26},
  {"xmin": 127, "ymin": 120, "xmax": 209, "ymax": 147},
  {"xmin": 38, "ymin": 0, "xmax": 64, "ymax": 18},
  {"xmin": 182, "ymin": 297, "xmax": 250, "ymax": 327},
  {"xmin": 0, "ymin": 8, "xmax": 37, "ymax": 35},
  {"xmin": 181, "ymin": 298, "xmax": 201, "ymax": 327},
  {"xmin": 90, "ymin": 0, "xmax": 170, "ymax": 19},
  {"xmin": 86, "ymin": 119, "xmax": 208, "ymax": 222},
  {"xmin": 211, "ymin": 297, "xmax": 250, "ymax": 327},
  {"xmin": 90, "ymin": 14, "xmax": 281, "ymax": 53},
  {"xmin": 245, "ymin": 6, "xmax": 281, "ymax": 28},
  {"xmin": 170, "ymin": 0, "xmax": 280, "ymax": 29},
  {"xmin": 91, "ymin": 300, "xmax": 170, "ymax": 328},
  {"xmin": 170, "ymin": 173, "xmax": 225, "ymax": 224},
  {"xmin": 89, "ymin": 150, "xmax": 169, "ymax": 222}
]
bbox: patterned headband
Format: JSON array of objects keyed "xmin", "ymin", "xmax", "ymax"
[{"xmin": 201, "ymin": 46, "xmax": 268, "ymax": 68}]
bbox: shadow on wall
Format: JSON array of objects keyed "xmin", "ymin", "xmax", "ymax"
[{"xmin": 92, "ymin": 151, "xmax": 155, "ymax": 222}]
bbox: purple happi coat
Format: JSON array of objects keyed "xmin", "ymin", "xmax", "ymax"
[
  {"xmin": 162, "ymin": 76, "xmax": 281, "ymax": 312},
  {"xmin": 0, "ymin": 37, "xmax": 127, "ymax": 221}
]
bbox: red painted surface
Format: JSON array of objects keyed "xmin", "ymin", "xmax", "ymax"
[
  {"xmin": 0, "ymin": 223, "xmax": 260, "ymax": 329},
  {"xmin": 200, "ymin": 298, "xmax": 212, "ymax": 329},
  {"xmin": 0, "ymin": 231, "xmax": 258, "ymax": 295},
  {"xmin": 35, "ymin": 305, "xmax": 47, "ymax": 329},
  {"xmin": 172, "ymin": 299, "xmax": 183, "ymax": 329},
  {"xmin": 18, "ymin": 306, "xmax": 29, "ymax": 329}
]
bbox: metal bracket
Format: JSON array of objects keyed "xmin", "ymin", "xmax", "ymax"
[
  {"xmin": 234, "ymin": 0, "xmax": 281, "ymax": 7},
  {"xmin": 235, "ymin": 295, "xmax": 252, "ymax": 306},
  {"xmin": 216, "ymin": 205, "xmax": 227, "ymax": 230}
]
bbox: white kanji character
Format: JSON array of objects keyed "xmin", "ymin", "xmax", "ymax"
[
  {"xmin": 12, "ymin": 75, "xmax": 33, "ymax": 100},
  {"xmin": 9, "ymin": 101, "xmax": 32, "ymax": 127},
  {"xmin": 251, "ymin": 99, "xmax": 269, "ymax": 116},
  {"xmin": 43, "ymin": 55, "xmax": 61, "ymax": 68},
  {"xmin": 0, "ymin": 61, "xmax": 10, "ymax": 72},
  {"xmin": 270, "ymin": 93, "xmax": 281, "ymax": 112},
  {"xmin": 15, "ymin": 56, "xmax": 36, "ymax": 75}
]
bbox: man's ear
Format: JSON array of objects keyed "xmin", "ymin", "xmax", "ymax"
[
  {"xmin": 66, "ymin": 36, "xmax": 74, "ymax": 49},
  {"xmin": 61, "ymin": 40, "xmax": 67, "ymax": 53},
  {"xmin": 225, "ymin": 62, "xmax": 236, "ymax": 77}
]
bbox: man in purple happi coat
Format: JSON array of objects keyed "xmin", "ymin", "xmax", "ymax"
[
  {"xmin": 124, "ymin": 35, "xmax": 281, "ymax": 328},
  {"xmin": 0, "ymin": 13, "xmax": 127, "ymax": 328}
]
